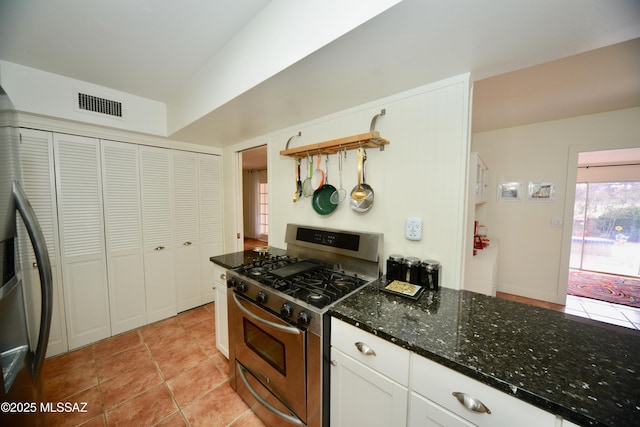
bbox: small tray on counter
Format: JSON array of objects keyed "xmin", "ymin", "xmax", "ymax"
[{"xmin": 381, "ymin": 280, "xmax": 425, "ymax": 300}]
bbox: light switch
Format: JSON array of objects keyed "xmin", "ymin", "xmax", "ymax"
[{"xmin": 406, "ymin": 217, "xmax": 422, "ymax": 241}]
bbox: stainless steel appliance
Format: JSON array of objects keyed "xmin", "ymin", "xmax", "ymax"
[
  {"xmin": 227, "ymin": 224, "xmax": 382, "ymax": 427},
  {"xmin": 1, "ymin": 87, "xmax": 53, "ymax": 426}
]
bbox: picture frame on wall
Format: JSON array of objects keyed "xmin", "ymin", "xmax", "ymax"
[
  {"xmin": 497, "ymin": 181, "xmax": 522, "ymax": 201},
  {"xmin": 528, "ymin": 182, "xmax": 556, "ymax": 201}
]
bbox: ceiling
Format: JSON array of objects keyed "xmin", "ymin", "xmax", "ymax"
[{"xmin": 1, "ymin": 0, "xmax": 639, "ymax": 147}]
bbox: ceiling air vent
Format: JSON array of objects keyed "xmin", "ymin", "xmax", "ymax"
[{"xmin": 77, "ymin": 92, "xmax": 122, "ymax": 117}]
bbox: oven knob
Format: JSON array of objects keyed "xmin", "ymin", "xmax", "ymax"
[
  {"xmin": 281, "ymin": 303, "xmax": 293, "ymax": 317},
  {"xmin": 237, "ymin": 282, "xmax": 248, "ymax": 293},
  {"xmin": 227, "ymin": 277, "xmax": 237, "ymax": 288},
  {"xmin": 297, "ymin": 311, "xmax": 310, "ymax": 327},
  {"xmin": 256, "ymin": 291, "xmax": 268, "ymax": 304}
]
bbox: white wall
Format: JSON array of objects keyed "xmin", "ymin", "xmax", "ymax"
[
  {"xmin": 472, "ymin": 107, "xmax": 640, "ymax": 303},
  {"xmin": 223, "ymin": 74, "xmax": 472, "ymax": 289},
  {"xmin": 0, "ymin": 61, "xmax": 168, "ymax": 137}
]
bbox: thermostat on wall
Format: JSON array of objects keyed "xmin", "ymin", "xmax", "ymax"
[{"xmin": 405, "ymin": 217, "xmax": 422, "ymax": 241}]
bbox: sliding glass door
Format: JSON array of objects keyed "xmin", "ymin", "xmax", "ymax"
[{"xmin": 570, "ymin": 181, "xmax": 640, "ymax": 277}]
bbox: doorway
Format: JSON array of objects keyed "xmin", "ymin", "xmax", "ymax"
[
  {"xmin": 567, "ymin": 148, "xmax": 640, "ymax": 310},
  {"xmin": 241, "ymin": 145, "xmax": 268, "ymax": 250}
]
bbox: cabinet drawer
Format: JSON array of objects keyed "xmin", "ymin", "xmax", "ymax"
[
  {"xmin": 212, "ymin": 264, "xmax": 228, "ymax": 286},
  {"xmin": 331, "ymin": 318, "xmax": 410, "ymax": 386},
  {"xmin": 411, "ymin": 354, "xmax": 555, "ymax": 427}
]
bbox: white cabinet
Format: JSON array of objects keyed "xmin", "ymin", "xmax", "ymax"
[
  {"xmin": 173, "ymin": 150, "xmax": 201, "ymax": 312},
  {"xmin": 101, "ymin": 140, "xmax": 147, "ymax": 334},
  {"xmin": 140, "ymin": 146, "xmax": 176, "ymax": 323},
  {"xmin": 16, "ymin": 129, "xmax": 67, "ymax": 357},
  {"xmin": 330, "ymin": 318, "xmax": 410, "ymax": 427},
  {"xmin": 410, "ymin": 354, "xmax": 556, "ymax": 427},
  {"xmin": 409, "ymin": 392, "xmax": 475, "ymax": 427},
  {"xmin": 17, "ymin": 127, "xmax": 223, "ymax": 351},
  {"xmin": 54, "ymin": 133, "xmax": 111, "ymax": 350},
  {"xmin": 464, "ymin": 152, "xmax": 497, "ymax": 296},
  {"xmin": 212, "ymin": 264, "xmax": 228, "ymax": 358},
  {"xmin": 174, "ymin": 151, "xmax": 223, "ymax": 311},
  {"xmin": 464, "ymin": 241, "xmax": 499, "ymax": 296},
  {"xmin": 198, "ymin": 154, "xmax": 222, "ymax": 305}
]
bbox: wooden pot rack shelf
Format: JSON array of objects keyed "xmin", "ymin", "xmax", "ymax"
[
  {"xmin": 280, "ymin": 131, "xmax": 389, "ymax": 158},
  {"xmin": 280, "ymin": 109, "xmax": 389, "ymax": 159}
]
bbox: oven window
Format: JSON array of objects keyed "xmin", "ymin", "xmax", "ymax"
[{"xmin": 243, "ymin": 319, "xmax": 286, "ymax": 375}]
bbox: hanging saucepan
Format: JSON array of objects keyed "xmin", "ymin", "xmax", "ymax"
[
  {"xmin": 350, "ymin": 148, "xmax": 374, "ymax": 213},
  {"xmin": 312, "ymin": 155, "xmax": 338, "ymax": 215}
]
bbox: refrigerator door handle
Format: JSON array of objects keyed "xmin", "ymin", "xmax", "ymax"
[{"xmin": 13, "ymin": 182, "xmax": 53, "ymax": 379}]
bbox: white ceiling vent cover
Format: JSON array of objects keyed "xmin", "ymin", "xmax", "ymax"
[{"xmin": 77, "ymin": 92, "xmax": 123, "ymax": 117}]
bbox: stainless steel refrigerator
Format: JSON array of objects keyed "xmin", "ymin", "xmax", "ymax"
[{"xmin": 0, "ymin": 86, "xmax": 53, "ymax": 426}]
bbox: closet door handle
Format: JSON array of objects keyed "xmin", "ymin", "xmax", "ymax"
[{"xmin": 154, "ymin": 246, "xmax": 165, "ymax": 251}]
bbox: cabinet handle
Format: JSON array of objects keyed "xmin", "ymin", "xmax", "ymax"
[
  {"xmin": 220, "ymin": 273, "xmax": 226, "ymax": 280},
  {"xmin": 330, "ymin": 360, "xmax": 337, "ymax": 366},
  {"xmin": 32, "ymin": 262, "xmax": 38, "ymax": 269},
  {"xmin": 452, "ymin": 392, "xmax": 491, "ymax": 414},
  {"xmin": 183, "ymin": 241, "xmax": 192, "ymax": 246},
  {"xmin": 354, "ymin": 341, "xmax": 376, "ymax": 356},
  {"xmin": 154, "ymin": 246, "xmax": 165, "ymax": 251}
]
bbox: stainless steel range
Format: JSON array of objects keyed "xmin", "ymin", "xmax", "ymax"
[{"xmin": 227, "ymin": 224, "xmax": 382, "ymax": 427}]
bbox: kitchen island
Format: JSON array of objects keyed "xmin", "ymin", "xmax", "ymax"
[{"xmin": 329, "ymin": 279, "xmax": 640, "ymax": 427}]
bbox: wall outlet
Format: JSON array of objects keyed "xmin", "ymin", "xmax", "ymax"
[
  {"xmin": 551, "ymin": 218, "xmax": 563, "ymax": 228},
  {"xmin": 406, "ymin": 217, "xmax": 422, "ymax": 241}
]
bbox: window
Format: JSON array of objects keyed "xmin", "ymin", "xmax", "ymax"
[{"xmin": 259, "ymin": 182, "xmax": 268, "ymax": 237}]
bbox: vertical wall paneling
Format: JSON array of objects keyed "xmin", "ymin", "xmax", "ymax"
[
  {"xmin": 139, "ymin": 145, "xmax": 176, "ymax": 322},
  {"xmin": 199, "ymin": 154, "xmax": 223, "ymax": 304},
  {"xmin": 53, "ymin": 133, "xmax": 111, "ymax": 350},
  {"xmin": 16, "ymin": 128, "xmax": 68, "ymax": 357},
  {"xmin": 101, "ymin": 140, "xmax": 147, "ymax": 333},
  {"xmin": 173, "ymin": 150, "xmax": 201, "ymax": 312}
]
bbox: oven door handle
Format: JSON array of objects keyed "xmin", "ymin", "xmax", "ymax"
[
  {"xmin": 232, "ymin": 293, "xmax": 301, "ymax": 335},
  {"xmin": 238, "ymin": 363, "xmax": 305, "ymax": 426}
]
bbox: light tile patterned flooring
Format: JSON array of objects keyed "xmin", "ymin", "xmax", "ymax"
[
  {"xmin": 497, "ymin": 292, "xmax": 640, "ymax": 329},
  {"xmin": 43, "ymin": 303, "xmax": 266, "ymax": 427}
]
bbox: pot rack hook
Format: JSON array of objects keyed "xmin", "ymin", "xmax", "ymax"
[
  {"xmin": 369, "ymin": 109, "xmax": 386, "ymax": 151},
  {"xmin": 285, "ymin": 131, "xmax": 302, "ymax": 150}
]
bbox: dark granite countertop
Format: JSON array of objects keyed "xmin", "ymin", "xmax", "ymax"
[
  {"xmin": 329, "ymin": 279, "xmax": 640, "ymax": 427},
  {"xmin": 209, "ymin": 247, "xmax": 287, "ymax": 269}
]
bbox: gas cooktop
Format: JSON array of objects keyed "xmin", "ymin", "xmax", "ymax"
[{"xmin": 234, "ymin": 255, "xmax": 367, "ymax": 309}]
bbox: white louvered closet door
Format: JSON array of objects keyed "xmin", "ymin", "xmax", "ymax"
[
  {"xmin": 173, "ymin": 150, "xmax": 201, "ymax": 312},
  {"xmin": 139, "ymin": 146, "xmax": 176, "ymax": 322},
  {"xmin": 17, "ymin": 129, "xmax": 68, "ymax": 357},
  {"xmin": 101, "ymin": 140, "xmax": 146, "ymax": 334},
  {"xmin": 53, "ymin": 133, "xmax": 110, "ymax": 350},
  {"xmin": 199, "ymin": 154, "xmax": 223, "ymax": 304}
]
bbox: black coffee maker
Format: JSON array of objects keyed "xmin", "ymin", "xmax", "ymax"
[{"xmin": 420, "ymin": 260, "xmax": 441, "ymax": 290}]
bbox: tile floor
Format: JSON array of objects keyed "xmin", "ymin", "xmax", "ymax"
[
  {"xmin": 42, "ymin": 303, "xmax": 266, "ymax": 427},
  {"xmin": 497, "ymin": 292, "xmax": 640, "ymax": 329}
]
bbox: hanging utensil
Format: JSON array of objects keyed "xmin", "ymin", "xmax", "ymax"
[
  {"xmin": 293, "ymin": 158, "xmax": 302, "ymax": 203},
  {"xmin": 350, "ymin": 148, "xmax": 374, "ymax": 213},
  {"xmin": 350, "ymin": 148, "xmax": 368, "ymax": 201},
  {"xmin": 302, "ymin": 156, "xmax": 314, "ymax": 197},
  {"xmin": 311, "ymin": 154, "xmax": 325, "ymax": 190},
  {"xmin": 330, "ymin": 148, "xmax": 347, "ymax": 204}
]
